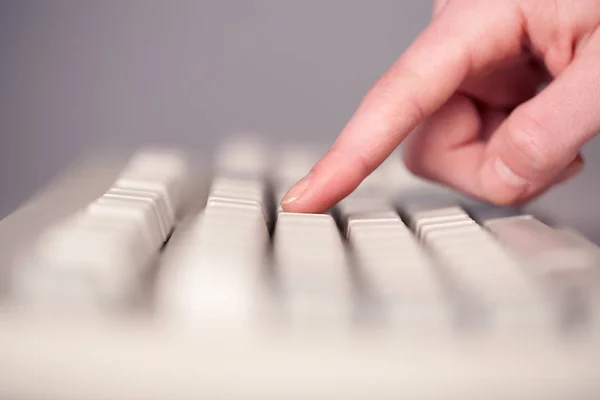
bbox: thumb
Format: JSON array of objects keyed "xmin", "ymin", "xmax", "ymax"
[{"xmin": 479, "ymin": 30, "xmax": 600, "ymax": 205}]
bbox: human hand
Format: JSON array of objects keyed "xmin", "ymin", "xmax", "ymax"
[{"xmin": 281, "ymin": 0, "xmax": 600, "ymax": 213}]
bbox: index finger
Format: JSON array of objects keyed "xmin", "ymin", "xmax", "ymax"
[{"xmin": 281, "ymin": 1, "xmax": 524, "ymax": 213}]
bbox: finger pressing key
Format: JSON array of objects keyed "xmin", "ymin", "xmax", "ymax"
[{"xmin": 280, "ymin": 1, "xmax": 524, "ymax": 213}]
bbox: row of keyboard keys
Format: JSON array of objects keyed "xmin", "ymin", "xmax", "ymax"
[
  {"xmin": 337, "ymin": 193, "xmax": 451, "ymax": 330},
  {"xmin": 207, "ymin": 175, "xmax": 272, "ymax": 227},
  {"xmin": 115, "ymin": 149, "xmax": 189, "ymax": 222},
  {"xmin": 103, "ymin": 188, "xmax": 170, "ymax": 240},
  {"xmin": 155, "ymin": 175, "xmax": 271, "ymax": 327},
  {"xmin": 273, "ymin": 212, "xmax": 353, "ymax": 327},
  {"xmin": 156, "ymin": 140, "xmax": 276, "ymax": 327},
  {"xmin": 485, "ymin": 215, "xmax": 600, "ymax": 274},
  {"xmin": 404, "ymin": 203, "xmax": 555, "ymax": 332},
  {"xmin": 485, "ymin": 215, "xmax": 600, "ymax": 329},
  {"xmin": 13, "ymin": 215, "xmax": 142, "ymax": 311},
  {"xmin": 9, "ymin": 150, "xmax": 190, "ymax": 312},
  {"xmin": 10, "ymin": 144, "xmax": 600, "ymax": 337}
]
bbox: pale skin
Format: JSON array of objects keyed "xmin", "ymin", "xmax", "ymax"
[{"xmin": 281, "ymin": 0, "xmax": 600, "ymax": 213}]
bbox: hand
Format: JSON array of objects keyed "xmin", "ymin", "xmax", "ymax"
[{"xmin": 281, "ymin": 0, "xmax": 600, "ymax": 213}]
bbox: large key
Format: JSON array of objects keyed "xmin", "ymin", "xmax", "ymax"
[
  {"xmin": 403, "ymin": 203, "xmax": 554, "ymax": 332},
  {"xmin": 484, "ymin": 215, "xmax": 600, "ymax": 331},
  {"xmin": 9, "ymin": 150, "xmax": 190, "ymax": 312},
  {"xmin": 273, "ymin": 212, "xmax": 354, "ymax": 327},
  {"xmin": 335, "ymin": 193, "xmax": 451, "ymax": 332},
  {"xmin": 155, "ymin": 176, "xmax": 271, "ymax": 328}
]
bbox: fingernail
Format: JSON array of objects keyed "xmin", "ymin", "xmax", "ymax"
[
  {"xmin": 494, "ymin": 157, "xmax": 528, "ymax": 187},
  {"xmin": 281, "ymin": 174, "xmax": 311, "ymax": 206}
]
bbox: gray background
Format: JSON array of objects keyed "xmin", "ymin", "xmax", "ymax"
[{"xmin": 1, "ymin": 1, "xmax": 599, "ymax": 241}]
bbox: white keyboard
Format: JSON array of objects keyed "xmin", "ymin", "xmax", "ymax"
[{"xmin": 1, "ymin": 137, "xmax": 600, "ymax": 400}]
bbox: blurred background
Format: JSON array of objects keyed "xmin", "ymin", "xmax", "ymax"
[{"xmin": 1, "ymin": 0, "xmax": 599, "ymax": 241}]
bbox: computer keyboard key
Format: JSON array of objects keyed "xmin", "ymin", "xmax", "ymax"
[
  {"xmin": 465, "ymin": 203, "xmax": 528, "ymax": 224},
  {"xmin": 332, "ymin": 195, "xmax": 453, "ymax": 331},
  {"xmin": 88, "ymin": 197, "xmax": 163, "ymax": 251},
  {"xmin": 347, "ymin": 221, "xmax": 451, "ymax": 331},
  {"xmin": 122, "ymin": 149, "xmax": 190, "ymax": 209},
  {"xmin": 485, "ymin": 216, "xmax": 600, "ymax": 329},
  {"xmin": 155, "ymin": 204, "xmax": 271, "ymax": 327},
  {"xmin": 485, "ymin": 217, "xmax": 600, "ymax": 267},
  {"xmin": 207, "ymin": 175, "xmax": 272, "ymax": 225},
  {"xmin": 7, "ymin": 150, "xmax": 192, "ymax": 312},
  {"xmin": 418, "ymin": 221, "xmax": 481, "ymax": 243},
  {"xmin": 404, "ymin": 203, "xmax": 553, "ymax": 331},
  {"xmin": 405, "ymin": 205, "xmax": 473, "ymax": 238},
  {"xmin": 103, "ymin": 188, "xmax": 170, "ymax": 239},
  {"xmin": 273, "ymin": 213, "xmax": 354, "ymax": 327},
  {"xmin": 10, "ymin": 215, "xmax": 147, "ymax": 311},
  {"xmin": 114, "ymin": 175, "xmax": 180, "ymax": 222}
]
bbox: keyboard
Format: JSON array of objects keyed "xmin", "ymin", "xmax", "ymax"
[{"xmin": 1, "ymin": 136, "xmax": 599, "ymax": 400}]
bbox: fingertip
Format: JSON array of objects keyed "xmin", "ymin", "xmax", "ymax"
[
  {"xmin": 280, "ymin": 175, "xmax": 311, "ymax": 208},
  {"xmin": 279, "ymin": 151, "xmax": 365, "ymax": 213}
]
